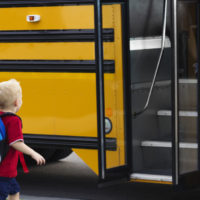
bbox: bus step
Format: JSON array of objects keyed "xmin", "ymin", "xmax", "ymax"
[
  {"xmin": 157, "ymin": 110, "xmax": 197, "ymax": 117},
  {"xmin": 130, "ymin": 173, "xmax": 172, "ymax": 183},
  {"xmin": 141, "ymin": 140, "xmax": 197, "ymax": 149},
  {"xmin": 141, "ymin": 140, "xmax": 198, "ymax": 173}
]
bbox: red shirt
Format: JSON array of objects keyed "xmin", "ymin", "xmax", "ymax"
[{"xmin": 0, "ymin": 112, "xmax": 23, "ymax": 177}]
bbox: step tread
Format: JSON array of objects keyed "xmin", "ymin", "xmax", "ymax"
[
  {"xmin": 130, "ymin": 173, "xmax": 172, "ymax": 182},
  {"xmin": 130, "ymin": 36, "xmax": 171, "ymax": 51},
  {"xmin": 141, "ymin": 140, "xmax": 198, "ymax": 148},
  {"xmin": 131, "ymin": 78, "xmax": 197, "ymax": 90},
  {"xmin": 157, "ymin": 110, "xmax": 197, "ymax": 117},
  {"xmin": 179, "ymin": 79, "xmax": 197, "ymax": 84}
]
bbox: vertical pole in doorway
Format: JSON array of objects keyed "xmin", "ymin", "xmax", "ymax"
[
  {"xmin": 197, "ymin": 3, "xmax": 200, "ymax": 171},
  {"xmin": 94, "ymin": 0, "xmax": 106, "ymax": 180},
  {"xmin": 171, "ymin": 0, "xmax": 179, "ymax": 185}
]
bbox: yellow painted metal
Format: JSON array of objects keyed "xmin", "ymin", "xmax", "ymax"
[
  {"xmin": 0, "ymin": 5, "xmax": 113, "ymax": 30},
  {"xmin": 74, "ymin": 4, "xmax": 126, "ymax": 172},
  {"xmin": 0, "ymin": 43, "xmax": 114, "ymax": 60},
  {"xmin": 0, "ymin": 72, "xmax": 97, "ymax": 136},
  {"xmin": 0, "ymin": 4, "xmax": 126, "ymax": 175},
  {"xmin": 105, "ymin": 4, "xmax": 125, "ymax": 168},
  {"xmin": 72, "ymin": 149, "xmax": 99, "ymax": 175}
]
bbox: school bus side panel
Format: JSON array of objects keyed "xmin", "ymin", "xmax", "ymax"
[{"xmin": 0, "ymin": 4, "xmax": 125, "ymax": 174}]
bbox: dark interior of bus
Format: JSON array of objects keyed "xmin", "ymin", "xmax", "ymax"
[{"xmin": 130, "ymin": 0, "xmax": 198, "ymax": 182}]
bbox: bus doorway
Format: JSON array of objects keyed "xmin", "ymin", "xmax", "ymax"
[{"xmin": 130, "ymin": 0, "xmax": 200, "ymax": 186}]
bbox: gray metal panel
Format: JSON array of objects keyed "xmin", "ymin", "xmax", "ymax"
[
  {"xmin": 180, "ymin": 148, "xmax": 198, "ymax": 174},
  {"xmin": 158, "ymin": 114, "xmax": 197, "ymax": 141},
  {"xmin": 129, "ymin": 0, "xmax": 172, "ymax": 37},
  {"xmin": 141, "ymin": 146, "xmax": 198, "ymax": 174},
  {"xmin": 131, "ymin": 48, "xmax": 172, "ymax": 84},
  {"xmin": 179, "ymin": 80, "xmax": 197, "ymax": 110}
]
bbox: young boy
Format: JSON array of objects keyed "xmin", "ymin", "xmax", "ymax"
[{"xmin": 0, "ymin": 79, "xmax": 45, "ymax": 200}]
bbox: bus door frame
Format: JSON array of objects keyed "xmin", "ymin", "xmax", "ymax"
[
  {"xmin": 94, "ymin": 0, "xmax": 132, "ymax": 185},
  {"xmin": 172, "ymin": 0, "xmax": 200, "ymax": 188}
]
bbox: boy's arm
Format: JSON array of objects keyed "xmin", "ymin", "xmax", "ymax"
[{"xmin": 11, "ymin": 141, "xmax": 46, "ymax": 165}]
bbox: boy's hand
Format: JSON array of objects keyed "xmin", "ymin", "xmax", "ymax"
[
  {"xmin": 31, "ymin": 152, "xmax": 46, "ymax": 165},
  {"xmin": 11, "ymin": 141, "xmax": 46, "ymax": 165}
]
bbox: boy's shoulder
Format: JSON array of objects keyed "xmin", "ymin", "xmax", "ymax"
[
  {"xmin": 0, "ymin": 112, "xmax": 22, "ymax": 125},
  {"xmin": 0, "ymin": 112, "xmax": 20, "ymax": 118}
]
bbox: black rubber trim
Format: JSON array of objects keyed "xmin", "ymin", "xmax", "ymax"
[
  {"xmin": 23, "ymin": 134, "xmax": 117, "ymax": 151},
  {"xmin": 121, "ymin": 2, "xmax": 132, "ymax": 175},
  {"xmin": 0, "ymin": 60, "xmax": 115, "ymax": 73},
  {"xmin": 0, "ymin": 0, "xmax": 125, "ymax": 7},
  {"xmin": 0, "ymin": 29, "xmax": 114, "ymax": 42}
]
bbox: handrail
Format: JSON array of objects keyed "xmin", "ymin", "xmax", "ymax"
[
  {"xmin": 134, "ymin": 0, "xmax": 168, "ymax": 117},
  {"xmin": 94, "ymin": 0, "xmax": 106, "ymax": 180}
]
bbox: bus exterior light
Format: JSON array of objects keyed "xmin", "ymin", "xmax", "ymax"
[
  {"xmin": 26, "ymin": 15, "xmax": 40, "ymax": 22},
  {"xmin": 105, "ymin": 117, "xmax": 112, "ymax": 134}
]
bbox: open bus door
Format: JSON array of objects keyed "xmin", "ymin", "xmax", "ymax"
[
  {"xmin": 94, "ymin": 0, "xmax": 131, "ymax": 184},
  {"xmin": 130, "ymin": 0, "xmax": 200, "ymax": 187},
  {"xmin": 176, "ymin": 1, "xmax": 200, "ymax": 188}
]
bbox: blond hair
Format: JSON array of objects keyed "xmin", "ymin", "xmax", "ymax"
[{"xmin": 0, "ymin": 79, "xmax": 22, "ymax": 109}]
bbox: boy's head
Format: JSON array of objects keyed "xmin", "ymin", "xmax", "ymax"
[{"xmin": 0, "ymin": 79, "xmax": 22, "ymax": 112}]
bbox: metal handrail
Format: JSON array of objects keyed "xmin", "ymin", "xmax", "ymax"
[
  {"xmin": 134, "ymin": 0, "xmax": 168, "ymax": 117},
  {"xmin": 94, "ymin": 0, "xmax": 106, "ymax": 180}
]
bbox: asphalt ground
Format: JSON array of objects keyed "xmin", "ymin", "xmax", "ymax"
[
  {"xmin": 17, "ymin": 153, "xmax": 200, "ymax": 200},
  {"xmin": 20, "ymin": 195, "xmax": 79, "ymax": 200}
]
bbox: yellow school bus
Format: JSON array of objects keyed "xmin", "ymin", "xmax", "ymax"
[{"xmin": 0, "ymin": 0, "xmax": 199, "ymax": 187}]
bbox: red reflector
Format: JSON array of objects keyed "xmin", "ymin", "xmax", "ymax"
[{"xmin": 29, "ymin": 16, "xmax": 35, "ymax": 21}]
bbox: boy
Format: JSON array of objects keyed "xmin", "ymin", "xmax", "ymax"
[{"xmin": 0, "ymin": 79, "xmax": 45, "ymax": 200}]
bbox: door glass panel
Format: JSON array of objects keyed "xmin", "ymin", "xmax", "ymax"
[{"xmin": 178, "ymin": 1, "xmax": 198, "ymax": 174}]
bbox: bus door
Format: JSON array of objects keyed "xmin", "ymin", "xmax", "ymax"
[
  {"xmin": 176, "ymin": 1, "xmax": 200, "ymax": 187},
  {"xmin": 94, "ymin": 0, "xmax": 131, "ymax": 184},
  {"xmin": 129, "ymin": 0, "xmax": 200, "ymax": 187}
]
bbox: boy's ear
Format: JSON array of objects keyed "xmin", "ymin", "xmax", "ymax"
[{"xmin": 14, "ymin": 99, "xmax": 18, "ymax": 107}]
